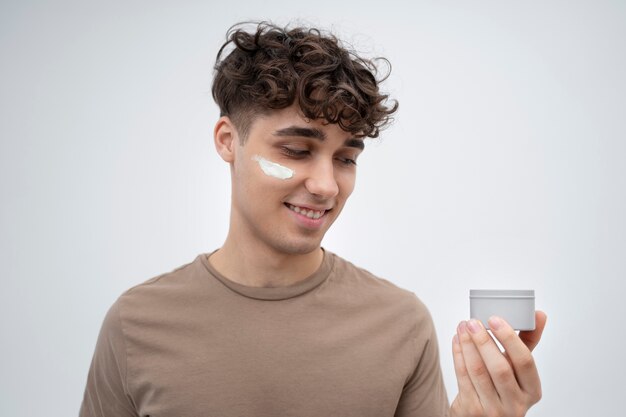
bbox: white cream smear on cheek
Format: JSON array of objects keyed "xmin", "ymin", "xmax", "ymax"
[{"xmin": 252, "ymin": 155, "xmax": 294, "ymax": 180}]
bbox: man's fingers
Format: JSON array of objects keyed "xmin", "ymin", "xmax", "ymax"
[
  {"xmin": 452, "ymin": 334, "xmax": 479, "ymax": 398},
  {"xmin": 519, "ymin": 311, "xmax": 547, "ymax": 352},
  {"xmin": 457, "ymin": 321, "xmax": 501, "ymax": 411},
  {"xmin": 466, "ymin": 319, "xmax": 522, "ymax": 404},
  {"xmin": 488, "ymin": 315, "xmax": 542, "ymax": 401},
  {"xmin": 451, "ymin": 334, "xmax": 483, "ymax": 417}
]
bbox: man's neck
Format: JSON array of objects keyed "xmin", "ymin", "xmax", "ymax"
[{"xmin": 208, "ymin": 236, "xmax": 324, "ymax": 288}]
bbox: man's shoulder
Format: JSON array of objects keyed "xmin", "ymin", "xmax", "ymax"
[
  {"xmin": 116, "ymin": 253, "xmax": 208, "ymax": 308},
  {"xmin": 328, "ymin": 251, "xmax": 427, "ymax": 309},
  {"xmin": 327, "ymin": 251, "xmax": 435, "ymax": 332}
]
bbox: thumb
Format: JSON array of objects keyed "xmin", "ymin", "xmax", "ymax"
[{"xmin": 519, "ymin": 310, "xmax": 547, "ymax": 352}]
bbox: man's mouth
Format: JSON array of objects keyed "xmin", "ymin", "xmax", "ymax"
[{"xmin": 285, "ymin": 203, "xmax": 329, "ymax": 220}]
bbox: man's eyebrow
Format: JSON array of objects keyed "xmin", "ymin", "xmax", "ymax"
[
  {"xmin": 345, "ymin": 138, "xmax": 365, "ymax": 150},
  {"xmin": 273, "ymin": 126, "xmax": 326, "ymax": 140},
  {"xmin": 273, "ymin": 125, "xmax": 364, "ymax": 150}
]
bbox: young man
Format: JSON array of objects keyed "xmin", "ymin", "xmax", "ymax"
[{"xmin": 80, "ymin": 22, "xmax": 546, "ymax": 417}]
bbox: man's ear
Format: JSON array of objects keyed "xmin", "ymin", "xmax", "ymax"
[{"xmin": 213, "ymin": 116, "xmax": 240, "ymax": 163}]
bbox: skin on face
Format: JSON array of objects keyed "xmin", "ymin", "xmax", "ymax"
[{"xmin": 214, "ymin": 103, "xmax": 364, "ymax": 258}]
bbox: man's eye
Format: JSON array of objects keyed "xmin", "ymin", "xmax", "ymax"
[
  {"xmin": 282, "ymin": 147, "xmax": 309, "ymax": 157},
  {"xmin": 337, "ymin": 157, "xmax": 357, "ymax": 166}
]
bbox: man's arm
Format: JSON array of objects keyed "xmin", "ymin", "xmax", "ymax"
[
  {"xmin": 395, "ymin": 298, "xmax": 450, "ymax": 417},
  {"xmin": 450, "ymin": 311, "xmax": 547, "ymax": 417},
  {"xmin": 79, "ymin": 300, "xmax": 138, "ymax": 417}
]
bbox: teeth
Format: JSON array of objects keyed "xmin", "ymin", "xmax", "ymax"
[{"xmin": 287, "ymin": 204, "xmax": 325, "ymax": 219}]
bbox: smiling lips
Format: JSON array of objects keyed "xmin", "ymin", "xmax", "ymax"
[{"xmin": 285, "ymin": 203, "xmax": 328, "ymax": 219}]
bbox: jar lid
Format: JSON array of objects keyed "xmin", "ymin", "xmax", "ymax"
[{"xmin": 470, "ymin": 289, "xmax": 534, "ymax": 299}]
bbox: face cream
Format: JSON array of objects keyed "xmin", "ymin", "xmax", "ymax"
[
  {"xmin": 252, "ymin": 155, "xmax": 294, "ymax": 180},
  {"xmin": 470, "ymin": 289, "xmax": 535, "ymax": 331}
]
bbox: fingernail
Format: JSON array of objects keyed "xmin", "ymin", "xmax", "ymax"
[
  {"xmin": 467, "ymin": 319, "xmax": 482, "ymax": 334},
  {"xmin": 488, "ymin": 316, "xmax": 503, "ymax": 330},
  {"xmin": 453, "ymin": 334, "xmax": 459, "ymax": 345},
  {"xmin": 458, "ymin": 321, "xmax": 468, "ymax": 335}
]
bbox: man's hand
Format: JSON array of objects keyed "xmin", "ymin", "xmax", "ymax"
[{"xmin": 450, "ymin": 311, "xmax": 547, "ymax": 417}]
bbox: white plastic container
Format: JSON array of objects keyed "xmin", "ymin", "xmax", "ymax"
[{"xmin": 470, "ymin": 289, "xmax": 535, "ymax": 331}]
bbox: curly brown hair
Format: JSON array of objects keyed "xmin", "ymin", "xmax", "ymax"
[{"xmin": 212, "ymin": 21, "xmax": 398, "ymax": 142}]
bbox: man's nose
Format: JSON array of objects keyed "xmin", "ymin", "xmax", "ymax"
[{"xmin": 304, "ymin": 159, "xmax": 339, "ymax": 199}]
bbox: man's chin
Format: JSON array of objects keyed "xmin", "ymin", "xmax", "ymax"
[{"xmin": 271, "ymin": 238, "xmax": 323, "ymax": 256}]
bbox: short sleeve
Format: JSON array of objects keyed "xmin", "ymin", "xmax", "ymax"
[
  {"xmin": 394, "ymin": 296, "xmax": 450, "ymax": 417},
  {"xmin": 79, "ymin": 299, "xmax": 138, "ymax": 417}
]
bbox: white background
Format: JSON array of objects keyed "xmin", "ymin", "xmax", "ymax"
[{"xmin": 1, "ymin": 1, "xmax": 624, "ymax": 416}]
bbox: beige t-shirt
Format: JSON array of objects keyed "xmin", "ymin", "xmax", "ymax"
[{"xmin": 80, "ymin": 249, "xmax": 449, "ymax": 416}]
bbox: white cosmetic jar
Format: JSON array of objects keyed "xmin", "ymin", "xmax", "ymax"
[{"xmin": 470, "ymin": 289, "xmax": 535, "ymax": 331}]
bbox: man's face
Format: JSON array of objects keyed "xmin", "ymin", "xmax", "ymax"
[{"xmin": 227, "ymin": 104, "xmax": 364, "ymax": 256}]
